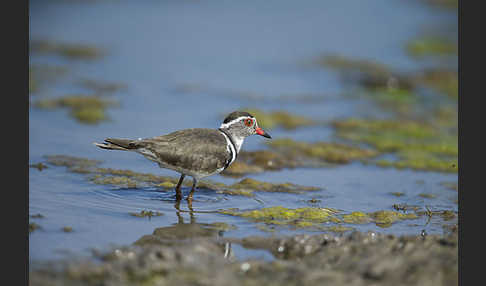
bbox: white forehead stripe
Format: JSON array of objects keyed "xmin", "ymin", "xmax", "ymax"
[
  {"xmin": 219, "ymin": 116, "xmax": 253, "ymax": 129},
  {"xmin": 219, "ymin": 131, "xmax": 237, "ymax": 165}
]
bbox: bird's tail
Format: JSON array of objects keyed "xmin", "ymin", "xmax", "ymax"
[{"xmin": 93, "ymin": 138, "xmax": 139, "ymax": 151}]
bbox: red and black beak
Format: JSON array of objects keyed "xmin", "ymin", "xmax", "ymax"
[{"xmin": 255, "ymin": 127, "xmax": 271, "ymax": 139}]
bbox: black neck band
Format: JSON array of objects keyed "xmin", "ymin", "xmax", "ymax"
[{"xmin": 219, "ymin": 128, "xmax": 238, "ymax": 169}]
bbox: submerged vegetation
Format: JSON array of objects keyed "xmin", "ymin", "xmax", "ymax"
[
  {"xmin": 30, "ymin": 39, "xmax": 105, "ymax": 60},
  {"xmin": 220, "ymin": 206, "xmax": 341, "ymax": 229},
  {"xmin": 406, "ymin": 36, "xmax": 457, "ymax": 58},
  {"xmin": 30, "ymin": 163, "xmax": 48, "ymax": 171},
  {"xmin": 268, "ymin": 138, "xmax": 379, "ymax": 164},
  {"xmin": 220, "ymin": 206, "xmax": 422, "ymax": 229},
  {"xmin": 129, "ymin": 210, "xmax": 164, "ymax": 218},
  {"xmin": 79, "ymin": 79, "xmax": 128, "ymax": 95},
  {"xmin": 29, "ymin": 222, "xmax": 42, "ymax": 233},
  {"xmin": 333, "ymin": 118, "xmax": 457, "ymax": 172},
  {"xmin": 43, "ymin": 155, "xmax": 320, "ymax": 197},
  {"xmin": 29, "ymin": 64, "xmax": 68, "ymax": 94},
  {"xmin": 34, "ymin": 94, "xmax": 118, "ymax": 124},
  {"xmin": 242, "ymin": 108, "xmax": 316, "ymax": 130}
]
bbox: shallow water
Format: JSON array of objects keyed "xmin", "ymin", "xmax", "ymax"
[{"xmin": 29, "ymin": 0, "xmax": 457, "ymax": 263}]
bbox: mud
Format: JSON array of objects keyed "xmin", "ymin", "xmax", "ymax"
[{"xmin": 30, "ymin": 227, "xmax": 458, "ymax": 286}]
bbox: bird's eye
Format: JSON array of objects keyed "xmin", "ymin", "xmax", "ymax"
[{"xmin": 244, "ymin": 118, "xmax": 253, "ymax": 127}]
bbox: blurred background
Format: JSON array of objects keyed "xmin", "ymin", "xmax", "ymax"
[{"xmin": 29, "ymin": 0, "xmax": 457, "ymax": 264}]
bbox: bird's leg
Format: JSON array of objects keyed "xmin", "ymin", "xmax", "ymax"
[
  {"xmin": 175, "ymin": 174, "xmax": 185, "ymax": 201},
  {"xmin": 187, "ymin": 178, "xmax": 197, "ymax": 204}
]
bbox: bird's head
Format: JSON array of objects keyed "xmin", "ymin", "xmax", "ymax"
[{"xmin": 219, "ymin": 111, "xmax": 271, "ymax": 139}]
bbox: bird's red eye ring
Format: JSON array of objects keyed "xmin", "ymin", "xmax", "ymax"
[{"xmin": 244, "ymin": 118, "xmax": 253, "ymax": 127}]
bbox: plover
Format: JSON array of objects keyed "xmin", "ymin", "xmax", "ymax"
[{"xmin": 94, "ymin": 111, "xmax": 271, "ymax": 202}]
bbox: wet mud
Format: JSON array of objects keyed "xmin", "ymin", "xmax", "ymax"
[{"xmin": 30, "ymin": 225, "xmax": 458, "ymax": 286}]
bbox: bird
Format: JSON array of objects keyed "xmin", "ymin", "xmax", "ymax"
[{"xmin": 94, "ymin": 111, "xmax": 271, "ymax": 202}]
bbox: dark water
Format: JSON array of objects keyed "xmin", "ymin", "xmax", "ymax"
[{"xmin": 29, "ymin": 0, "xmax": 457, "ymax": 262}]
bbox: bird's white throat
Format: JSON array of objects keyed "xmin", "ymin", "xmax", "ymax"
[{"xmin": 231, "ymin": 135, "xmax": 245, "ymax": 153}]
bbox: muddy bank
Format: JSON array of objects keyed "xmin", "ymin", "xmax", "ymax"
[{"xmin": 30, "ymin": 225, "xmax": 457, "ymax": 286}]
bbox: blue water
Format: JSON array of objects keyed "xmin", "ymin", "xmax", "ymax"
[{"xmin": 29, "ymin": 0, "xmax": 457, "ymax": 262}]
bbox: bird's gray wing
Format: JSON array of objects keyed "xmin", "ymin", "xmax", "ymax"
[{"xmin": 138, "ymin": 128, "xmax": 232, "ymax": 174}]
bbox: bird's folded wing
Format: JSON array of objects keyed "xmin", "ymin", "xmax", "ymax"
[{"xmin": 141, "ymin": 129, "xmax": 231, "ymax": 173}]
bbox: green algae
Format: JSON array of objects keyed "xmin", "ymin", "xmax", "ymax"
[
  {"xmin": 418, "ymin": 69, "xmax": 458, "ymax": 98},
  {"xmin": 268, "ymin": 138, "xmax": 379, "ymax": 164},
  {"xmin": 422, "ymin": 0, "xmax": 458, "ymax": 10},
  {"xmin": 307, "ymin": 198, "xmax": 321, "ymax": 204},
  {"xmin": 79, "ymin": 79, "xmax": 127, "ymax": 95},
  {"xmin": 34, "ymin": 94, "xmax": 118, "ymax": 124},
  {"xmin": 30, "ymin": 214, "xmax": 45, "ymax": 219},
  {"xmin": 29, "ymin": 68, "xmax": 37, "ymax": 94},
  {"xmin": 333, "ymin": 119, "xmax": 438, "ymax": 144},
  {"xmin": 217, "ymin": 178, "xmax": 319, "ymax": 197},
  {"xmin": 229, "ymin": 178, "xmax": 319, "ymax": 193},
  {"xmin": 221, "ymin": 147, "xmax": 343, "ymax": 176},
  {"xmin": 439, "ymin": 210, "xmax": 456, "ymax": 221},
  {"xmin": 375, "ymin": 150, "xmax": 457, "ymax": 173},
  {"xmin": 218, "ymin": 188, "xmax": 256, "ymax": 197},
  {"xmin": 360, "ymin": 87, "xmax": 420, "ymax": 115},
  {"xmin": 416, "ymin": 209, "xmax": 457, "ymax": 221},
  {"xmin": 406, "ymin": 36, "xmax": 457, "ymax": 58},
  {"xmin": 30, "ymin": 162, "xmax": 48, "ymax": 171},
  {"xmin": 129, "ymin": 210, "xmax": 164, "ymax": 218},
  {"xmin": 392, "ymin": 204, "xmax": 420, "ymax": 212},
  {"xmin": 316, "ymin": 53, "xmax": 392, "ymax": 77},
  {"xmin": 45, "ymin": 155, "xmax": 102, "ymax": 169},
  {"xmin": 242, "ymin": 108, "xmax": 316, "ymax": 130},
  {"xmin": 341, "ymin": 211, "xmax": 372, "ymax": 224},
  {"xmin": 389, "ymin": 192, "xmax": 405, "ymax": 197},
  {"xmin": 221, "ymin": 207, "xmax": 421, "ymax": 229},
  {"xmin": 369, "ymin": 210, "xmax": 418, "ymax": 228},
  {"xmin": 367, "ymin": 87, "xmax": 417, "ymax": 105},
  {"xmin": 220, "ymin": 206, "xmax": 341, "ymax": 228},
  {"xmin": 418, "ymin": 193, "xmax": 437, "ymax": 199},
  {"xmin": 236, "ymin": 150, "xmax": 314, "ymax": 171},
  {"xmin": 29, "ymin": 64, "xmax": 68, "ymax": 94},
  {"xmin": 71, "ymin": 107, "xmax": 107, "ymax": 124},
  {"xmin": 333, "ymin": 118, "xmax": 458, "ymax": 173},
  {"xmin": 156, "ymin": 181, "xmax": 177, "ymax": 188},
  {"xmin": 316, "ymin": 54, "xmax": 422, "ymax": 97},
  {"xmin": 29, "ymin": 222, "xmax": 41, "ymax": 233},
  {"xmin": 91, "ymin": 175, "xmax": 139, "ymax": 188},
  {"xmin": 30, "ymin": 39, "xmax": 104, "ymax": 60},
  {"xmin": 341, "ymin": 209, "xmax": 420, "ymax": 227},
  {"xmin": 44, "ymin": 155, "xmax": 320, "ymax": 196},
  {"xmin": 220, "ymin": 161, "xmax": 264, "ymax": 177},
  {"xmin": 321, "ymin": 225, "xmax": 355, "ymax": 233},
  {"xmin": 440, "ymin": 182, "xmax": 458, "ymax": 191}
]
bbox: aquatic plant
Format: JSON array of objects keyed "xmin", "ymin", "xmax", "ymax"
[
  {"xmin": 333, "ymin": 118, "xmax": 458, "ymax": 172},
  {"xmin": 30, "ymin": 39, "xmax": 104, "ymax": 60},
  {"xmin": 406, "ymin": 36, "xmax": 457, "ymax": 58},
  {"xmin": 242, "ymin": 108, "xmax": 316, "ymax": 130},
  {"xmin": 268, "ymin": 138, "xmax": 379, "ymax": 164},
  {"xmin": 34, "ymin": 94, "xmax": 118, "ymax": 124}
]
